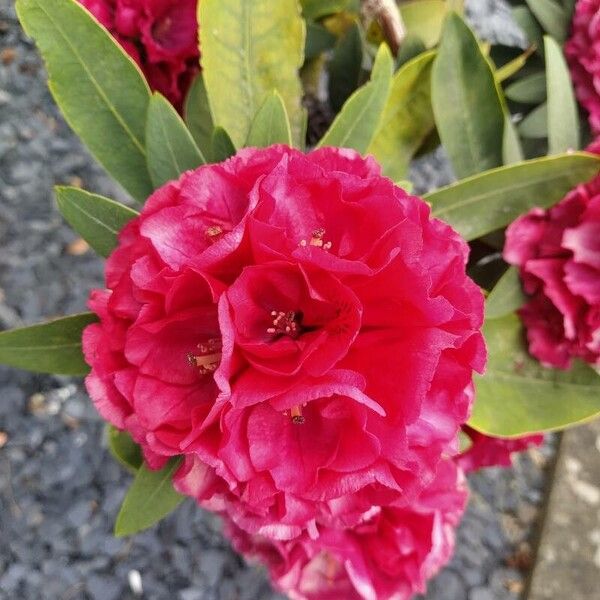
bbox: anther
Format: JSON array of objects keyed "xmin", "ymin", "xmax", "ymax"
[
  {"xmin": 290, "ymin": 405, "xmax": 305, "ymax": 425},
  {"xmin": 299, "ymin": 228, "xmax": 332, "ymax": 250},
  {"xmin": 188, "ymin": 338, "xmax": 222, "ymax": 376},
  {"xmin": 267, "ymin": 310, "xmax": 302, "ymax": 338},
  {"xmin": 205, "ymin": 226, "xmax": 224, "ymax": 242}
]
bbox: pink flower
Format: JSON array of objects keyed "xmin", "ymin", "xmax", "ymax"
[
  {"xmin": 78, "ymin": 0, "xmax": 199, "ymax": 110},
  {"xmin": 456, "ymin": 426, "xmax": 544, "ymax": 473},
  {"xmin": 225, "ymin": 460, "xmax": 467, "ymax": 600},
  {"xmin": 84, "ymin": 145, "xmax": 486, "ymax": 539},
  {"xmin": 566, "ymin": 0, "xmax": 600, "ymax": 134},
  {"xmin": 504, "ymin": 174, "xmax": 600, "ymax": 369}
]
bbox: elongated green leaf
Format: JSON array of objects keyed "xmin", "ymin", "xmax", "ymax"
[
  {"xmin": 513, "ymin": 6, "xmax": 544, "ymax": 55},
  {"xmin": 16, "ymin": 0, "xmax": 152, "ymax": 202},
  {"xmin": 368, "ymin": 51, "xmax": 435, "ymax": 181},
  {"xmin": 525, "ymin": 0, "xmax": 568, "ymax": 42},
  {"xmin": 146, "ymin": 93, "xmax": 205, "ymax": 188},
  {"xmin": 115, "ymin": 458, "xmax": 184, "ymax": 536},
  {"xmin": 545, "ymin": 36, "xmax": 580, "ymax": 154},
  {"xmin": 396, "ymin": 34, "xmax": 427, "ymax": 68},
  {"xmin": 319, "ymin": 44, "xmax": 393, "ymax": 152},
  {"xmin": 305, "ymin": 22, "xmax": 336, "ymax": 60},
  {"xmin": 56, "ymin": 187, "xmax": 138, "ymax": 258},
  {"xmin": 518, "ymin": 102, "xmax": 548, "ymax": 139},
  {"xmin": 400, "ymin": 0, "xmax": 448, "ymax": 48},
  {"xmin": 432, "ymin": 12, "xmax": 505, "ymax": 178},
  {"xmin": 184, "ymin": 75, "xmax": 214, "ymax": 156},
  {"xmin": 426, "ymin": 153, "xmax": 600, "ymax": 240},
  {"xmin": 199, "ymin": 0, "xmax": 306, "ymax": 148},
  {"xmin": 211, "ymin": 127, "xmax": 237, "ymax": 163},
  {"xmin": 471, "ymin": 314, "xmax": 600, "ymax": 437},
  {"xmin": 486, "ymin": 267, "xmax": 526, "ymax": 319},
  {"xmin": 503, "ymin": 117, "xmax": 524, "ymax": 165},
  {"xmin": 107, "ymin": 426, "xmax": 143, "ymax": 473},
  {"xmin": 301, "ymin": 0, "xmax": 350, "ymax": 20},
  {"xmin": 246, "ymin": 91, "xmax": 292, "ymax": 148},
  {"xmin": 328, "ymin": 23, "xmax": 363, "ymax": 113},
  {"xmin": 0, "ymin": 313, "xmax": 97, "ymax": 375},
  {"xmin": 495, "ymin": 46, "xmax": 535, "ymax": 83},
  {"xmin": 505, "ymin": 72, "xmax": 547, "ymax": 104}
]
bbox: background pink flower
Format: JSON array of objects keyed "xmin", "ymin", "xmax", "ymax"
[
  {"xmin": 504, "ymin": 175, "xmax": 600, "ymax": 369},
  {"xmin": 566, "ymin": 0, "xmax": 600, "ymax": 134},
  {"xmin": 78, "ymin": 0, "xmax": 200, "ymax": 110}
]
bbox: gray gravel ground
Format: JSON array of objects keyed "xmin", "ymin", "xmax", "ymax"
[{"xmin": 1, "ymin": 1, "xmax": 555, "ymax": 598}]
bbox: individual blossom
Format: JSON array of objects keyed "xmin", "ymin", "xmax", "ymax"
[
  {"xmin": 456, "ymin": 426, "xmax": 544, "ymax": 473},
  {"xmin": 224, "ymin": 460, "xmax": 467, "ymax": 600},
  {"xmin": 566, "ymin": 0, "xmax": 600, "ymax": 135},
  {"xmin": 505, "ymin": 174, "xmax": 600, "ymax": 369},
  {"xmin": 78, "ymin": 0, "xmax": 200, "ymax": 110},
  {"xmin": 84, "ymin": 145, "xmax": 486, "ymax": 539}
]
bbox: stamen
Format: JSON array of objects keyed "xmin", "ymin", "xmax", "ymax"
[
  {"xmin": 299, "ymin": 228, "xmax": 332, "ymax": 251},
  {"xmin": 188, "ymin": 338, "xmax": 222, "ymax": 376},
  {"xmin": 290, "ymin": 405, "xmax": 305, "ymax": 425},
  {"xmin": 267, "ymin": 310, "xmax": 302, "ymax": 338},
  {"xmin": 205, "ymin": 225, "xmax": 224, "ymax": 243}
]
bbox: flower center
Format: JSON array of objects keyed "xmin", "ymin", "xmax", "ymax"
[
  {"xmin": 266, "ymin": 310, "xmax": 303, "ymax": 339},
  {"xmin": 300, "ymin": 228, "xmax": 332, "ymax": 251},
  {"xmin": 205, "ymin": 225, "xmax": 224, "ymax": 243},
  {"xmin": 188, "ymin": 338, "xmax": 222, "ymax": 376}
]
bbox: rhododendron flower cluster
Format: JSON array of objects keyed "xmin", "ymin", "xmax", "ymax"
[
  {"xmin": 78, "ymin": 0, "xmax": 199, "ymax": 110},
  {"xmin": 566, "ymin": 0, "xmax": 600, "ymax": 135},
  {"xmin": 83, "ymin": 145, "xmax": 486, "ymax": 597},
  {"xmin": 505, "ymin": 174, "xmax": 600, "ymax": 369}
]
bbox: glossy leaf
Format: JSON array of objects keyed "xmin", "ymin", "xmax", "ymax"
[
  {"xmin": 426, "ymin": 153, "xmax": 600, "ymax": 241},
  {"xmin": 319, "ymin": 44, "xmax": 392, "ymax": 153},
  {"xmin": 545, "ymin": 36, "xmax": 580, "ymax": 154},
  {"xmin": 471, "ymin": 314, "xmax": 600, "ymax": 437},
  {"xmin": 328, "ymin": 23, "xmax": 363, "ymax": 112},
  {"xmin": 525, "ymin": 0, "xmax": 568, "ymax": 42},
  {"xmin": 246, "ymin": 91, "xmax": 292, "ymax": 148},
  {"xmin": 107, "ymin": 426, "xmax": 143, "ymax": 473},
  {"xmin": 503, "ymin": 117, "xmax": 524, "ymax": 165},
  {"xmin": 400, "ymin": 0, "xmax": 448, "ymax": 48},
  {"xmin": 486, "ymin": 267, "xmax": 526, "ymax": 319},
  {"xmin": 199, "ymin": 0, "xmax": 306, "ymax": 148},
  {"xmin": 0, "ymin": 313, "xmax": 97, "ymax": 375},
  {"xmin": 16, "ymin": 0, "xmax": 153, "ymax": 202},
  {"xmin": 505, "ymin": 72, "xmax": 547, "ymax": 104},
  {"xmin": 432, "ymin": 12, "xmax": 505, "ymax": 178},
  {"xmin": 56, "ymin": 186, "xmax": 139, "ymax": 258},
  {"xmin": 211, "ymin": 127, "xmax": 237, "ymax": 163},
  {"xmin": 115, "ymin": 458, "xmax": 185, "ymax": 536},
  {"xmin": 518, "ymin": 102, "xmax": 548, "ymax": 139},
  {"xmin": 305, "ymin": 22, "xmax": 336, "ymax": 60},
  {"xmin": 146, "ymin": 93, "xmax": 205, "ymax": 188},
  {"xmin": 184, "ymin": 75, "xmax": 214, "ymax": 156},
  {"xmin": 368, "ymin": 51, "xmax": 435, "ymax": 181}
]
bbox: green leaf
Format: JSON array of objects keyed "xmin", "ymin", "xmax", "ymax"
[
  {"xmin": 396, "ymin": 34, "xmax": 427, "ymax": 68},
  {"xmin": 305, "ymin": 22, "xmax": 336, "ymax": 61},
  {"xmin": 184, "ymin": 75, "xmax": 214, "ymax": 156},
  {"xmin": 458, "ymin": 430, "xmax": 473, "ymax": 452},
  {"xmin": 56, "ymin": 186, "xmax": 138, "ymax": 258},
  {"xmin": 400, "ymin": 0, "xmax": 448, "ymax": 48},
  {"xmin": 512, "ymin": 6, "xmax": 544, "ymax": 55},
  {"xmin": 505, "ymin": 72, "xmax": 547, "ymax": 104},
  {"xmin": 16, "ymin": 0, "xmax": 153, "ymax": 202},
  {"xmin": 503, "ymin": 117, "xmax": 525, "ymax": 165},
  {"xmin": 426, "ymin": 152, "xmax": 600, "ymax": 241},
  {"xmin": 246, "ymin": 91, "xmax": 292, "ymax": 148},
  {"xmin": 146, "ymin": 93, "xmax": 205, "ymax": 188},
  {"xmin": 495, "ymin": 46, "xmax": 536, "ymax": 83},
  {"xmin": 368, "ymin": 51, "xmax": 435, "ymax": 181},
  {"xmin": 486, "ymin": 267, "xmax": 526, "ymax": 319},
  {"xmin": 471, "ymin": 314, "xmax": 600, "ymax": 437},
  {"xmin": 211, "ymin": 127, "xmax": 237, "ymax": 163},
  {"xmin": 0, "ymin": 313, "xmax": 97, "ymax": 375},
  {"xmin": 107, "ymin": 426, "xmax": 143, "ymax": 473},
  {"xmin": 300, "ymin": 0, "xmax": 351, "ymax": 20},
  {"xmin": 318, "ymin": 44, "xmax": 393, "ymax": 153},
  {"xmin": 432, "ymin": 12, "xmax": 505, "ymax": 178},
  {"xmin": 328, "ymin": 23, "xmax": 363, "ymax": 113},
  {"xmin": 545, "ymin": 36, "xmax": 580, "ymax": 154},
  {"xmin": 115, "ymin": 458, "xmax": 185, "ymax": 536},
  {"xmin": 518, "ymin": 102, "xmax": 548, "ymax": 139},
  {"xmin": 525, "ymin": 0, "xmax": 568, "ymax": 42},
  {"xmin": 199, "ymin": 0, "xmax": 306, "ymax": 148}
]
